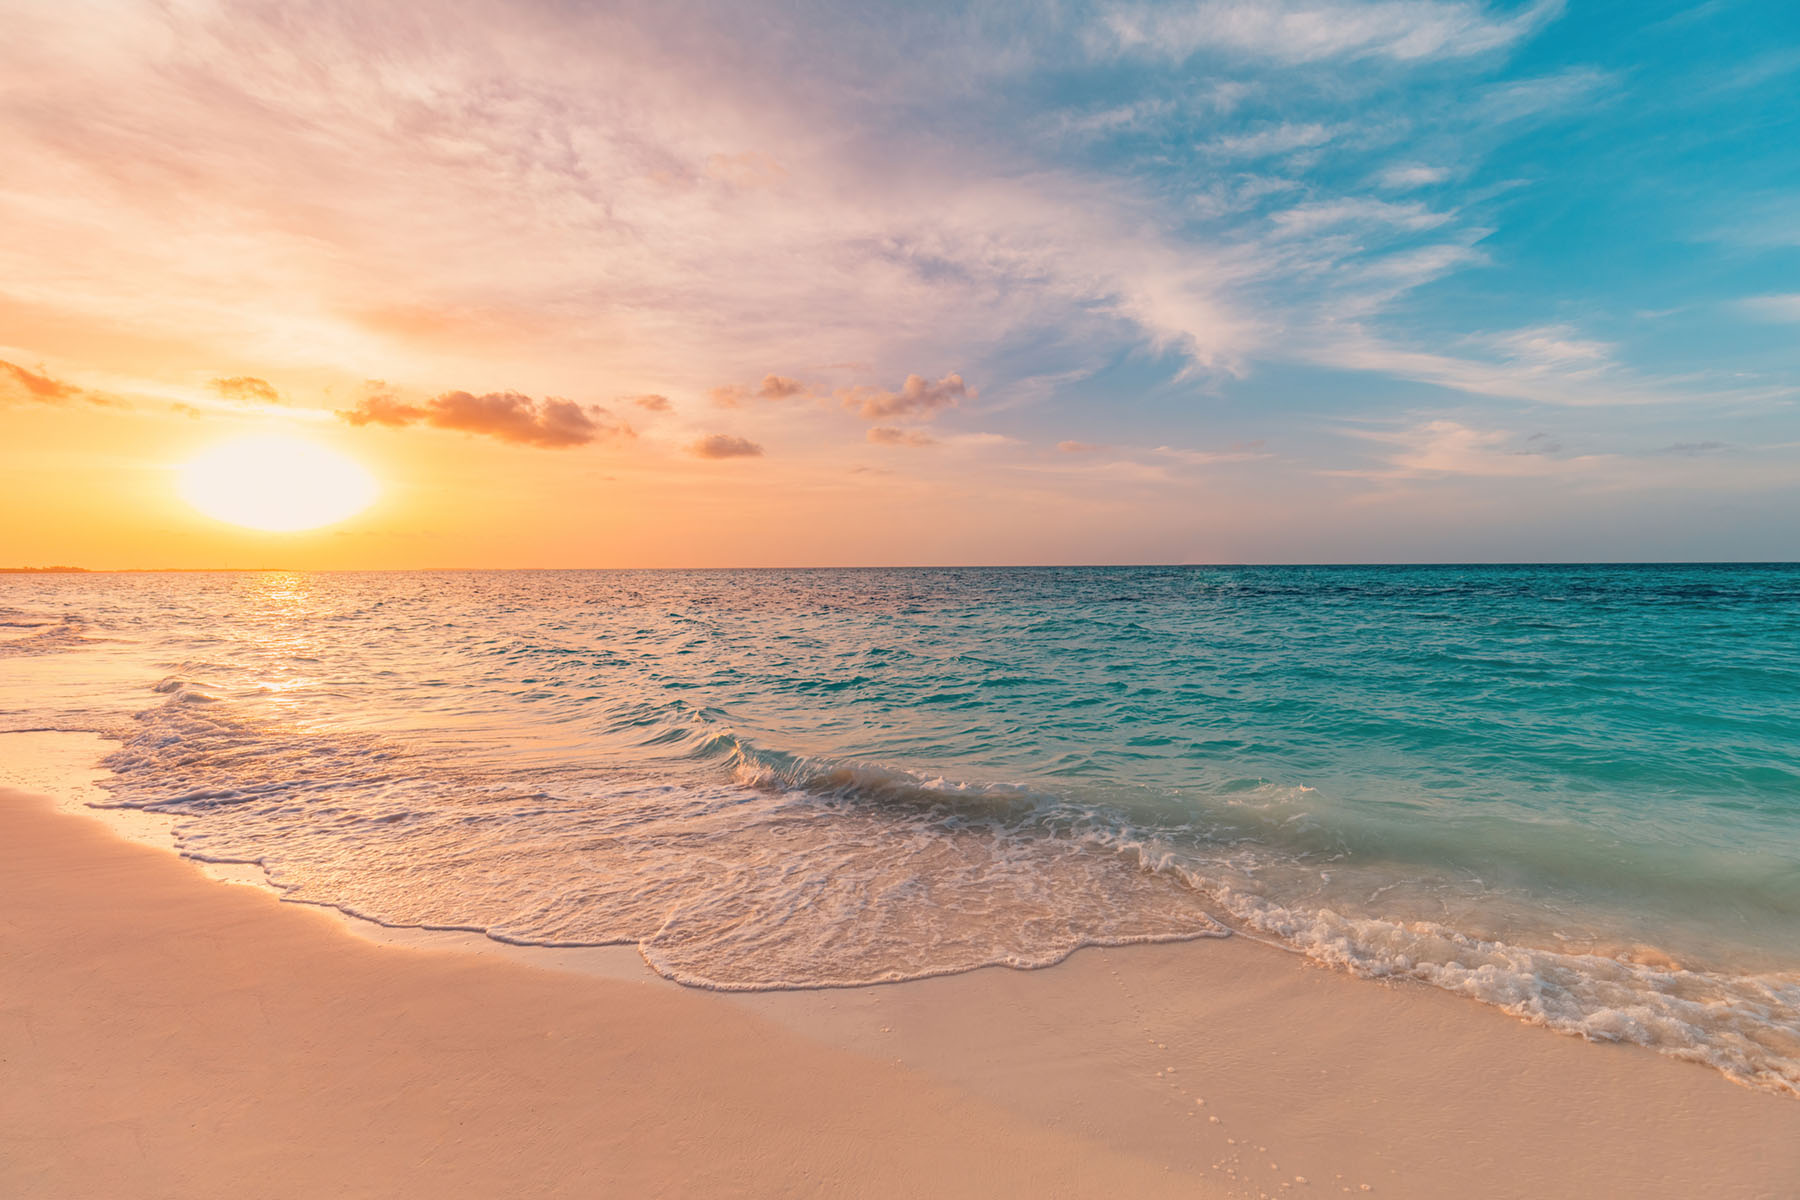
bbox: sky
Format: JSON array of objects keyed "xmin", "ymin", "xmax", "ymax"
[{"xmin": 2, "ymin": 0, "xmax": 1797, "ymax": 568}]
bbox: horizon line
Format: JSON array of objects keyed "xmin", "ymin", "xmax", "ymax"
[{"xmin": 7, "ymin": 560, "xmax": 1800, "ymax": 575}]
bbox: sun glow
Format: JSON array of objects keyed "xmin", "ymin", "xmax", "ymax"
[{"xmin": 178, "ymin": 435, "xmax": 379, "ymax": 532}]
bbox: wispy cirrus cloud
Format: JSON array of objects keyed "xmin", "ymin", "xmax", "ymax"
[
  {"xmin": 1339, "ymin": 418, "xmax": 1570, "ymax": 478},
  {"xmin": 1742, "ymin": 294, "xmax": 1800, "ymax": 322},
  {"xmin": 1206, "ymin": 121, "xmax": 1336, "ymax": 158},
  {"xmin": 5, "ymin": 0, "xmax": 1795, "ymax": 568},
  {"xmin": 1269, "ymin": 197, "xmax": 1452, "ymax": 237},
  {"xmin": 1098, "ymin": 0, "xmax": 1563, "ymax": 64},
  {"xmin": 1375, "ymin": 163, "xmax": 1452, "ymax": 189}
]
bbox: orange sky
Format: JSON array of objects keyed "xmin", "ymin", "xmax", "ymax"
[{"xmin": 4, "ymin": 1, "xmax": 1796, "ymax": 568}]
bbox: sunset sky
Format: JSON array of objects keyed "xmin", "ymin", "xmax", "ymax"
[{"xmin": 3, "ymin": 0, "xmax": 1796, "ymax": 568}]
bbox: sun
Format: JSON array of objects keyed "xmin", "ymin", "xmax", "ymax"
[{"xmin": 178, "ymin": 434, "xmax": 379, "ymax": 532}]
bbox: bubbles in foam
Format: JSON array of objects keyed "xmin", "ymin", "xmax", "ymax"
[
  {"xmin": 101, "ymin": 693, "xmax": 1226, "ymax": 990},
  {"xmin": 11, "ymin": 564, "xmax": 1800, "ymax": 1099}
]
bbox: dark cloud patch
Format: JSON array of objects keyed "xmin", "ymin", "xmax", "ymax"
[
  {"xmin": 839, "ymin": 373, "xmax": 970, "ymax": 420},
  {"xmin": 630, "ymin": 393, "xmax": 672, "ymax": 412},
  {"xmin": 209, "ymin": 376, "xmax": 280, "ymax": 405},
  {"xmin": 339, "ymin": 388, "xmax": 633, "ymax": 448},
  {"xmin": 428, "ymin": 391, "xmax": 629, "ymax": 447},
  {"xmin": 689, "ymin": 433, "xmax": 764, "ymax": 459},
  {"xmin": 1, "ymin": 359, "xmax": 83, "ymax": 404},
  {"xmin": 1655, "ymin": 441, "xmax": 1730, "ymax": 457},
  {"xmin": 867, "ymin": 426, "xmax": 937, "ymax": 447}
]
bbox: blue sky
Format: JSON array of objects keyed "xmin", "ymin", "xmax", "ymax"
[{"xmin": 2, "ymin": 0, "xmax": 1798, "ymax": 565}]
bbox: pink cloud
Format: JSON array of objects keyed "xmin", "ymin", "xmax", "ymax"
[
  {"xmin": 339, "ymin": 389, "xmax": 632, "ymax": 448},
  {"xmin": 689, "ymin": 433, "xmax": 765, "ymax": 459},
  {"xmin": 710, "ymin": 374, "xmax": 812, "ymax": 407},
  {"xmin": 839, "ymin": 373, "xmax": 971, "ymax": 420},
  {"xmin": 867, "ymin": 426, "xmax": 937, "ymax": 447}
]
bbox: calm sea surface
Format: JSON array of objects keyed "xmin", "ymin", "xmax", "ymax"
[{"xmin": 4, "ymin": 565, "xmax": 1797, "ymax": 1093}]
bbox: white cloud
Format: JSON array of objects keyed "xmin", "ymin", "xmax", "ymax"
[
  {"xmin": 1477, "ymin": 67, "xmax": 1611, "ymax": 122},
  {"xmin": 1742, "ymin": 294, "xmax": 1800, "ymax": 322},
  {"xmin": 1482, "ymin": 324, "xmax": 1614, "ymax": 372},
  {"xmin": 1101, "ymin": 0, "xmax": 1563, "ymax": 65},
  {"xmin": 1206, "ymin": 122, "xmax": 1336, "ymax": 158},
  {"xmin": 1339, "ymin": 418, "xmax": 1568, "ymax": 478},
  {"xmin": 1376, "ymin": 163, "xmax": 1451, "ymax": 189},
  {"xmin": 1269, "ymin": 197, "xmax": 1452, "ymax": 236}
]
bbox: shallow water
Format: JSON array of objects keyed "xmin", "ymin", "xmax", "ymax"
[{"xmin": 3, "ymin": 565, "xmax": 1797, "ymax": 1093}]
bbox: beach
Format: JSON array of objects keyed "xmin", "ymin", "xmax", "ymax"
[
  {"xmin": 8, "ymin": 0, "xmax": 1798, "ymax": 1188},
  {"xmin": 7, "ymin": 730, "xmax": 1798, "ymax": 1199}
]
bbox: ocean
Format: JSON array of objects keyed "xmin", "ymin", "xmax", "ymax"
[{"xmin": 3, "ymin": 564, "xmax": 1797, "ymax": 1094}]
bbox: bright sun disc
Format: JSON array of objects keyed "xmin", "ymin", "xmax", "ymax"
[{"xmin": 179, "ymin": 434, "xmax": 379, "ymax": 532}]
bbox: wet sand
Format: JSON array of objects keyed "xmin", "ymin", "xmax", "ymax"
[{"xmin": 4, "ymin": 732, "xmax": 1798, "ymax": 1199}]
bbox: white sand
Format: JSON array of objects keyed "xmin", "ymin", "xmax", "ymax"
[{"xmin": 5, "ymin": 732, "xmax": 1798, "ymax": 1198}]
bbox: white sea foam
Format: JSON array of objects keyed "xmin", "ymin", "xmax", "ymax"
[
  {"xmin": 91, "ymin": 684, "xmax": 1800, "ymax": 1095},
  {"xmin": 1093, "ymin": 830, "xmax": 1800, "ymax": 1097},
  {"xmin": 10, "ymin": 565, "xmax": 1800, "ymax": 1101},
  {"xmin": 100, "ymin": 688, "xmax": 1228, "ymax": 990}
]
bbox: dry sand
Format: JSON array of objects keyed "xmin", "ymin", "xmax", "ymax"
[{"xmin": 4, "ymin": 732, "xmax": 1798, "ymax": 1199}]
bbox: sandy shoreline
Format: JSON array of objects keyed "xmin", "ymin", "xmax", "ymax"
[{"xmin": 5, "ymin": 733, "xmax": 1799, "ymax": 1198}]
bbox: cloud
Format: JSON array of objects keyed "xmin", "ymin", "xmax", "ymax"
[
  {"xmin": 839, "ymin": 373, "xmax": 971, "ymax": 420},
  {"xmin": 339, "ymin": 390, "xmax": 424, "ymax": 427},
  {"xmin": 689, "ymin": 433, "xmax": 765, "ymax": 459},
  {"xmin": 0, "ymin": 359, "xmax": 83, "ymax": 403},
  {"xmin": 1477, "ymin": 66, "xmax": 1610, "ymax": 122},
  {"xmin": 339, "ymin": 389, "xmax": 632, "ymax": 448},
  {"xmin": 710, "ymin": 374, "xmax": 812, "ymax": 407},
  {"xmin": 1270, "ymin": 198, "xmax": 1451, "ymax": 237},
  {"xmin": 1303, "ymin": 324, "xmax": 1747, "ymax": 408},
  {"xmin": 1654, "ymin": 441, "xmax": 1730, "ymax": 457},
  {"xmin": 1153, "ymin": 442, "xmax": 1272, "ymax": 465},
  {"xmin": 1742, "ymin": 294, "xmax": 1800, "ymax": 322},
  {"xmin": 1377, "ymin": 163, "xmax": 1451, "ymax": 189},
  {"xmin": 945, "ymin": 432, "xmax": 1021, "ymax": 450},
  {"xmin": 208, "ymin": 375, "xmax": 280, "ymax": 404},
  {"xmin": 1207, "ymin": 122, "xmax": 1334, "ymax": 158},
  {"xmin": 1058, "ymin": 440, "xmax": 1102, "ymax": 453},
  {"xmin": 705, "ymin": 150, "xmax": 786, "ymax": 190},
  {"xmin": 867, "ymin": 426, "xmax": 938, "ymax": 447},
  {"xmin": 629, "ymin": 393, "xmax": 673, "ymax": 411},
  {"xmin": 756, "ymin": 374, "xmax": 809, "ymax": 400},
  {"xmin": 1482, "ymin": 325, "xmax": 1614, "ymax": 371},
  {"xmin": 1341, "ymin": 418, "xmax": 1574, "ymax": 478},
  {"xmin": 1100, "ymin": 0, "xmax": 1563, "ymax": 64}
]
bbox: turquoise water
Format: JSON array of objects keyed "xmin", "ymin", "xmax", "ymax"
[{"xmin": 3, "ymin": 564, "xmax": 1798, "ymax": 1092}]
